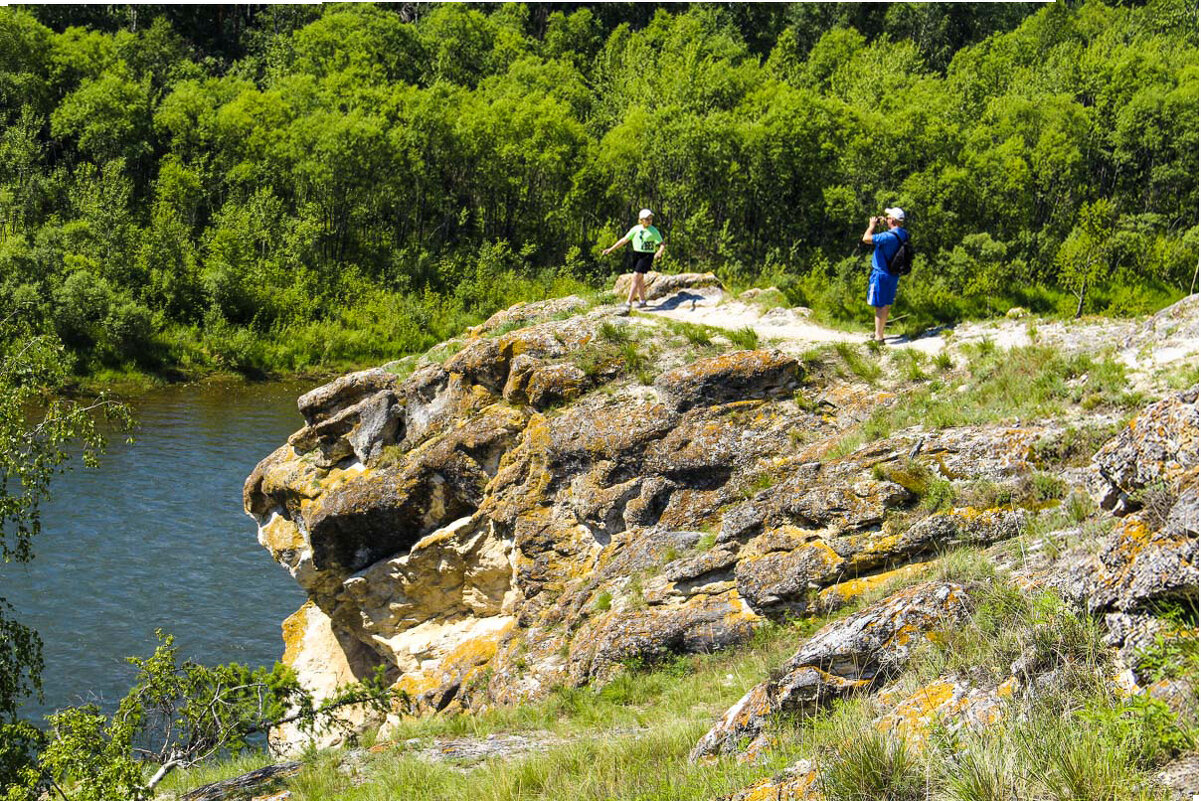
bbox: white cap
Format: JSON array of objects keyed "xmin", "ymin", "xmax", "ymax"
[
  {"xmin": 638, "ymin": 208, "xmax": 654, "ymax": 219},
  {"xmin": 884, "ymin": 207, "xmax": 905, "ymax": 221}
]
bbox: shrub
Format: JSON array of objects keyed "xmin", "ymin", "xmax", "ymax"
[{"xmin": 594, "ymin": 591, "xmax": 612, "ymax": 612}]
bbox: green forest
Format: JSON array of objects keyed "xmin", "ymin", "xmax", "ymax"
[{"xmin": 0, "ymin": 2, "xmax": 1196, "ymax": 381}]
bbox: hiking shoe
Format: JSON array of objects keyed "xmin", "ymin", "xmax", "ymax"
[{"xmin": 637, "ymin": 301, "xmax": 648, "ymax": 308}]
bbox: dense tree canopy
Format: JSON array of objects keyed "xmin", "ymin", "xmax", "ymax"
[{"xmin": 0, "ymin": 1, "xmax": 1196, "ymax": 377}]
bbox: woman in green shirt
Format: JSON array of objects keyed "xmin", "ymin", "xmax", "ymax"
[{"xmin": 603, "ymin": 208, "xmax": 665, "ymax": 309}]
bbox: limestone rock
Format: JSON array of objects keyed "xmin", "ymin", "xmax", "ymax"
[
  {"xmin": 655, "ymin": 350, "xmax": 802, "ymax": 412},
  {"xmin": 271, "ymin": 601, "xmax": 387, "ymax": 755},
  {"xmin": 874, "ymin": 677, "xmax": 1013, "ymax": 744},
  {"xmin": 245, "ymin": 296, "xmax": 1196, "ymax": 755},
  {"xmin": 1091, "ymin": 386, "xmax": 1198, "ymax": 513},
  {"xmin": 690, "ymin": 582, "xmax": 971, "ymax": 760},
  {"xmin": 718, "ymin": 759, "xmax": 820, "ymax": 800},
  {"xmin": 570, "ymin": 590, "xmax": 757, "ymax": 683},
  {"xmin": 289, "ymin": 389, "xmax": 402, "ymax": 467},
  {"xmin": 526, "ymin": 363, "xmax": 589, "ymax": 408},
  {"xmin": 1154, "ymin": 752, "xmax": 1199, "ymax": 801},
  {"xmin": 1052, "ymin": 389, "xmax": 1199, "ymax": 613},
  {"xmin": 1056, "ymin": 499, "xmax": 1198, "ymax": 614},
  {"xmin": 297, "ymin": 367, "xmax": 400, "ymax": 426},
  {"xmin": 611, "ymin": 271, "xmax": 724, "ymax": 301},
  {"xmin": 468, "ymin": 296, "xmax": 590, "ymax": 336}
]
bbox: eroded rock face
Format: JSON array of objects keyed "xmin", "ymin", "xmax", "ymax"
[{"xmin": 244, "ymin": 297, "xmax": 1198, "ymax": 754}]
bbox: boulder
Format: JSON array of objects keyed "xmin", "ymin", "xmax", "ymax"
[
  {"xmin": 611, "ymin": 271, "xmax": 724, "ymax": 301},
  {"xmin": 1056, "ymin": 490, "xmax": 1198, "ymax": 614},
  {"xmin": 246, "ymin": 296, "xmax": 1196, "ymax": 754},
  {"xmin": 1091, "ymin": 386, "xmax": 1198, "ymax": 513},
  {"xmin": 468, "ymin": 296, "xmax": 590, "ymax": 336},
  {"xmin": 655, "ymin": 350, "xmax": 802, "ymax": 412},
  {"xmin": 271, "ymin": 601, "xmax": 387, "ymax": 755},
  {"xmin": 690, "ymin": 582, "xmax": 971, "ymax": 760},
  {"xmin": 297, "ymin": 368, "xmax": 401, "ymax": 426},
  {"xmin": 874, "ymin": 677, "xmax": 1013, "ymax": 744}
]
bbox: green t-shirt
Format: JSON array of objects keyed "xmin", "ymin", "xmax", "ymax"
[{"xmin": 625, "ymin": 224, "xmax": 663, "ymax": 253}]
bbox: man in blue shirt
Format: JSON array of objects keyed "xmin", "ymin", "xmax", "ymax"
[{"xmin": 861, "ymin": 207, "xmax": 908, "ymax": 343}]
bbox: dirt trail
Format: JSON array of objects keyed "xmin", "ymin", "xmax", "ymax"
[{"xmin": 632, "ymin": 285, "xmax": 1198, "ymax": 380}]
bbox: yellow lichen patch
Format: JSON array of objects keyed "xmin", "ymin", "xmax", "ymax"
[
  {"xmin": 441, "ymin": 633, "xmax": 502, "ymax": 673},
  {"xmin": 1119, "ymin": 517, "xmax": 1153, "ymax": 550},
  {"xmin": 259, "ymin": 514, "xmax": 306, "ymax": 556},
  {"xmin": 878, "ymin": 677, "xmax": 1010, "ymax": 750},
  {"xmin": 891, "ymin": 623, "xmax": 918, "ymax": 647},
  {"xmin": 281, "ymin": 601, "xmax": 316, "ymax": 666},
  {"xmin": 876, "ymin": 678, "xmax": 957, "ymax": 740},
  {"xmin": 733, "ymin": 769, "xmax": 820, "ymax": 801},
  {"xmin": 318, "ymin": 461, "xmax": 372, "ymax": 493},
  {"xmin": 394, "ymin": 671, "xmax": 440, "ymax": 699},
  {"xmin": 924, "ymin": 629, "xmax": 951, "ymax": 645},
  {"xmin": 817, "ymin": 561, "xmax": 932, "ymax": 609}
]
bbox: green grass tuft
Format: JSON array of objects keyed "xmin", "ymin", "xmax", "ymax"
[
  {"xmin": 834, "ymin": 342, "xmax": 883, "ymax": 384},
  {"xmin": 726, "ymin": 326, "xmax": 760, "ymax": 350}
]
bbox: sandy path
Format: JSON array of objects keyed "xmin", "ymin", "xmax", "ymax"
[
  {"xmin": 633, "ymin": 287, "xmax": 940, "ymax": 356},
  {"xmin": 631, "ymin": 287, "xmax": 1198, "ymax": 377}
]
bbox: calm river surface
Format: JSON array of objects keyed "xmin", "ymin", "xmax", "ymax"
[{"xmin": 2, "ymin": 379, "xmax": 313, "ymax": 722}]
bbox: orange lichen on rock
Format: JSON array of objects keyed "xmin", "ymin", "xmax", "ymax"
[
  {"xmin": 875, "ymin": 677, "xmax": 1010, "ymax": 747},
  {"xmin": 815, "ymin": 561, "xmax": 933, "ymax": 612}
]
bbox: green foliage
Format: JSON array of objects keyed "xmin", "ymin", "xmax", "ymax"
[
  {"xmin": 1033, "ymin": 422, "xmax": 1123, "ymax": 468},
  {"xmin": 1133, "ymin": 623, "xmax": 1199, "ymax": 684},
  {"xmin": 597, "ymin": 321, "xmax": 630, "ymax": 344},
  {"xmin": 1078, "ymin": 694, "xmax": 1197, "ymax": 769},
  {"xmin": 22, "ymin": 631, "xmax": 397, "ymax": 800},
  {"xmin": 924, "ymin": 478, "xmax": 956, "ymax": 512},
  {"xmin": 834, "ymin": 342, "xmax": 883, "ymax": 384},
  {"xmin": 914, "ymin": 581, "xmax": 1108, "ymax": 685},
  {"xmin": 0, "ymin": 2, "xmax": 1191, "ymax": 380},
  {"xmin": 662, "ymin": 320, "xmax": 716, "ymax": 348},
  {"xmin": 0, "ymin": 310, "xmax": 131, "ymax": 789},
  {"xmin": 849, "ymin": 344, "xmax": 1141, "ymax": 448}
]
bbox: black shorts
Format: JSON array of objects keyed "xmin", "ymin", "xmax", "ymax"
[{"xmin": 632, "ymin": 252, "xmax": 655, "ymax": 273}]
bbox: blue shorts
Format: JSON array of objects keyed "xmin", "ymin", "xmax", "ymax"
[{"xmin": 867, "ymin": 269, "xmax": 898, "ymax": 308}]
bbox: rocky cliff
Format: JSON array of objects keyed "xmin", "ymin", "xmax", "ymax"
[{"xmin": 243, "ymin": 282, "xmax": 1198, "ymax": 793}]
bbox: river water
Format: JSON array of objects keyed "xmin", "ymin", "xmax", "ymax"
[{"xmin": 1, "ymin": 380, "xmax": 313, "ymax": 723}]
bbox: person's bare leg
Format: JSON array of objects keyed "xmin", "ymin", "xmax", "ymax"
[
  {"xmin": 628, "ymin": 273, "xmax": 645, "ymax": 305},
  {"xmin": 875, "ymin": 306, "xmax": 890, "ymax": 340}
]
